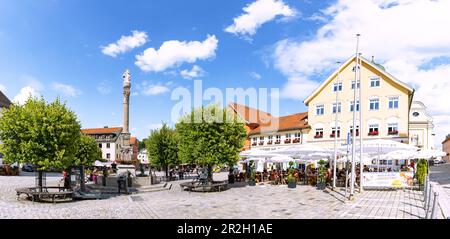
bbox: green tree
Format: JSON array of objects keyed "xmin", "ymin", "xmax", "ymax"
[
  {"xmin": 176, "ymin": 104, "xmax": 247, "ymax": 181},
  {"xmin": 138, "ymin": 138, "xmax": 148, "ymax": 151},
  {"xmin": 416, "ymin": 159, "xmax": 428, "ymax": 186},
  {"xmin": 74, "ymin": 134, "xmax": 102, "ymax": 191},
  {"xmin": 0, "ymin": 97, "xmax": 81, "ymax": 191},
  {"xmin": 146, "ymin": 123, "xmax": 179, "ymax": 179}
]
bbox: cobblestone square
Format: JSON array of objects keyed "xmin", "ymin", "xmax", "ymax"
[{"xmin": 0, "ymin": 173, "xmax": 426, "ymax": 219}]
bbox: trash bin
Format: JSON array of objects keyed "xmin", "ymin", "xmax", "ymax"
[
  {"xmin": 117, "ymin": 176, "xmax": 128, "ymax": 194},
  {"xmin": 228, "ymin": 174, "xmax": 235, "ymax": 184}
]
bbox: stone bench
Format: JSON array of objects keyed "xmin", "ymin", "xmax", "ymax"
[
  {"xmin": 180, "ymin": 180, "xmax": 228, "ymax": 193},
  {"xmin": 16, "ymin": 187, "xmax": 74, "ymax": 203}
]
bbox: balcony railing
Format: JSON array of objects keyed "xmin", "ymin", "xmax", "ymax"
[
  {"xmin": 293, "ymin": 138, "xmax": 301, "ymax": 143},
  {"xmin": 274, "ymin": 140, "xmax": 281, "ymax": 144},
  {"xmin": 258, "ymin": 142, "xmax": 264, "ymax": 145},
  {"xmin": 267, "ymin": 141, "xmax": 273, "ymax": 145},
  {"xmin": 284, "ymin": 139, "xmax": 291, "ymax": 144},
  {"xmin": 314, "ymin": 134, "xmax": 323, "ymax": 139},
  {"xmin": 252, "ymin": 142, "xmax": 257, "ymax": 146},
  {"xmin": 368, "ymin": 131, "xmax": 379, "ymax": 136}
]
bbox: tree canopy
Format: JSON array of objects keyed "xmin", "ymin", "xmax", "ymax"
[
  {"xmin": 74, "ymin": 134, "xmax": 102, "ymax": 166},
  {"xmin": 0, "ymin": 97, "xmax": 81, "ymax": 171},
  {"xmin": 176, "ymin": 104, "xmax": 246, "ymax": 179},
  {"xmin": 146, "ymin": 123, "xmax": 179, "ymax": 177}
]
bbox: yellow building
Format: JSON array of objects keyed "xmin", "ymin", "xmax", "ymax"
[{"xmin": 304, "ymin": 56, "xmax": 415, "ymax": 148}]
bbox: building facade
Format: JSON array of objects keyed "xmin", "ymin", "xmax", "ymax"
[
  {"xmin": 443, "ymin": 135, "xmax": 450, "ymax": 163},
  {"xmin": 408, "ymin": 101, "xmax": 435, "ymax": 150},
  {"xmin": 229, "ymin": 103, "xmax": 310, "ymax": 151},
  {"xmin": 130, "ymin": 136, "xmax": 139, "ymax": 162},
  {"xmin": 81, "ymin": 126, "xmax": 125, "ymax": 162},
  {"xmin": 138, "ymin": 149, "xmax": 149, "ymax": 164},
  {"xmin": 304, "ymin": 56, "xmax": 414, "ymax": 148}
]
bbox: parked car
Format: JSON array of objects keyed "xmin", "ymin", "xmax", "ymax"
[{"xmin": 22, "ymin": 164, "xmax": 35, "ymax": 172}]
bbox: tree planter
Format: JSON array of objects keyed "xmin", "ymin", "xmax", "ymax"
[
  {"xmin": 288, "ymin": 182, "xmax": 296, "ymax": 189},
  {"xmin": 248, "ymin": 180, "xmax": 256, "ymax": 186},
  {"xmin": 317, "ymin": 182, "xmax": 326, "ymax": 190}
]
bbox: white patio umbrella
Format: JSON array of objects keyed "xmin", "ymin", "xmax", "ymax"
[
  {"xmin": 273, "ymin": 144, "xmax": 332, "ymax": 157},
  {"xmin": 93, "ymin": 160, "xmax": 112, "ymax": 167},
  {"xmin": 337, "ymin": 154, "xmax": 373, "ymax": 165},
  {"xmin": 379, "ymin": 149, "xmax": 418, "ymax": 160},
  {"xmin": 267, "ymin": 155, "xmax": 295, "ymax": 163},
  {"xmin": 413, "ymin": 149, "xmax": 447, "ymax": 159},
  {"xmin": 240, "ymin": 157, "xmax": 266, "ymax": 163},
  {"xmin": 339, "ymin": 139, "xmax": 418, "ymax": 155},
  {"xmin": 239, "ymin": 149, "xmax": 277, "ymax": 158}
]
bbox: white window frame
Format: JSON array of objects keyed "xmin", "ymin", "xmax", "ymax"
[
  {"xmin": 332, "ymin": 102, "xmax": 342, "ymax": 114},
  {"xmin": 350, "ymin": 100, "xmax": 360, "ymax": 112},
  {"xmin": 316, "ymin": 105, "xmax": 324, "ymax": 115},
  {"xmin": 332, "ymin": 82, "xmax": 343, "ymax": 92},
  {"xmin": 369, "ymin": 98, "xmax": 380, "ymax": 110},
  {"xmin": 388, "ymin": 96, "xmax": 399, "ymax": 109},
  {"xmin": 351, "ymin": 80, "xmax": 360, "ymax": 90},
  {"xmin": 370, "ymin": 77, "xmax": 381, "ymax": 87}
]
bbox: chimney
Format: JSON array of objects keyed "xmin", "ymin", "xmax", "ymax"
[
  {"xmin": 371, "ymin": 56, "xmax": 375, "ymax": 63},
  {"xmin": 104, "ymin": 126, "xmax": 108, "ymax": 128}
]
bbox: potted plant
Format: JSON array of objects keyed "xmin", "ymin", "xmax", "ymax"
[
  {"xmin": 287, "ymin": 161, "xmax": 296, "ymax": 188},
  {"xmin": 416, "ymin": 159, "xmax": 428, "ymax": 190},
  {"xmin": 317, "ymin": 160, "xmax": 327, "ymax": 190}
]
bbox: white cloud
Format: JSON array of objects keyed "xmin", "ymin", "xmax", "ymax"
[
  {"xmin": 180, "ymin": 65, "xmax": 205, "ymax": 79},
  {"xmin": 102, "ymin": 30, "xmax": 148, "ymax": 57},
  {"xmin": 137, "ymin": 81, "xmax": 171, "ymax": 96},
  {"xmin": 135, "ymin": 35, "xmax": 218, "ymax": 72},
  {"xmin": 225, "ymin": 0, "xmax": 296, "ymax": 37},
  {"xmin": 250, "ymin": 72, "xmax": 262, "ymax": 80},
  {"xmin": 97, "ymin": 81, "xmax": 112, "ymax": 95},
  {"xmin": 13, "ymin": 86, "xmax": 39, "ymax": 105},
  {"xmin": 52, "ymin": 82, "xmax": 81, "ymax": 97},
  {"xmin": 271, "ymin": 0, "xmax": 450, "ymax": 147}
]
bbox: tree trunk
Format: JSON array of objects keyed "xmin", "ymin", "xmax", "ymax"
[
  {"xmin": 207, "ymin": 165, "xmax": 213, "ymax": 182},
  {"xmin": 38, "ymin": 171, "xmax": 43, "ymax": 192},
  {"xmin": 165, "ymin": 165, "xmax": 169, "ymax": 182},
  {"xmin": 80, "ymin": 166, "xmax": 86, "ymax": 192}
]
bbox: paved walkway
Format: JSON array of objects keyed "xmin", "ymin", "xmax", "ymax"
[{"xmin": 0, "ymin": 173, "xmax": 426, "ymax": 219}]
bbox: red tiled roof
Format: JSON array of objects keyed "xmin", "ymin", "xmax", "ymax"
[
  {"xmin": 228, "ymin": 102, "xmax": 272, "ymax": 125},
  {"xmin": 249, "ymin": 112, "xmax": 309, "ymax": 135},
  {"xmin": 81, "ymin": 127, "xmax": 123, "ymax": 134},
  {"xmin": 443, "ymin": 137, "xmax": 450, "ymax": 145},
  {"xmin": 130, "ymin": 136, "xmax": 137, "ymax": 145}
]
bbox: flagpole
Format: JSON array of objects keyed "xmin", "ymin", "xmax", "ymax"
[
  {"xmin": 350, "ymin": 33, "xmax": 360, "ymax": 200},
  {"xmin": 333, "ymin": 61, "xmax": 341, "ymax": 190},
  {"xmin": 358, "ymin": 52, "xmax": 364, "ymax": 193}
]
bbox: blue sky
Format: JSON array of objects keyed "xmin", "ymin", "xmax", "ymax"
[{"xmin": 1, "ymin": 0, "xmax": 450, "ymax": 145}]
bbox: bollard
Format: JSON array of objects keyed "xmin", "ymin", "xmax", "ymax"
[
  {"xmin": 424, "ymin": 179, "xmax": 428, "ymax": 206},
  {"xmin": 430, "ymin": 192, "xmax": 439, "ymax": 219},
  {"xmin": 425, "ymin": 184, "xmax": 433, "ymax": 219}
]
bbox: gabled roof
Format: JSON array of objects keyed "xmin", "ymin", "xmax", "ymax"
[
  {"xmin": 249, "ymin": 112, "xmax": 309, "ymax": 135},
  {"xmin": 0, "ymin": 91, "xmax": 11, "ymax": 108},
  {"xmin": 81, "ymin": 127, "xmax": 123, "ymax": 135},
  {"xmin": 130, "ymin": 136, "xmax": 137, "ymax": 145},
  {"xmin": 228, "ymin": 102, "xmax": 273, "ymax": 124},
  {"xmin": 443, "ymin": 136, "xmax": 450, "ymax": 145},
  {"xmin": 304, "ymin": 55, "xmax": 415, "ymax": 105}
]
